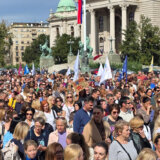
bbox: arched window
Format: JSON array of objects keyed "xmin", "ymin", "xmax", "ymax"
[
  {"xmin": 71, "ymin": 26, "xmax": 74, "ymax": 37},
  {"xmin": 100, "ymin": 37, "xmax": 104, "ymax": 43}
]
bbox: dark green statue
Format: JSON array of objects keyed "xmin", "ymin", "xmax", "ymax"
[
  {"xmin": 79, "ymin": 37, "xmax": 93, "ymax": 59},
  {"xmin": 40, "ymin": 39, "xmax": 52, "ymax": 58}
]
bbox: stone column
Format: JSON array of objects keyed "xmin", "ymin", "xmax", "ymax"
[
  {"xmin": 90, "ymin": 9, "xmax": 96, "ymax": 56},
  {"xmin": 121, "ymin": 4, "xmax": 128, "ymax": 41},
  {"xmin": 109, "ymin": 6, "xmax": 115, "ymax": 52}
]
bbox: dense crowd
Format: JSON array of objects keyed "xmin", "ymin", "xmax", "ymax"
[{"xmin": 0, "ymin": 69, "xmax": 159, "ymax": 160}]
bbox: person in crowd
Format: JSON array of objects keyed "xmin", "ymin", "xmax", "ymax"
[
  {"xmin": 8, "ymin": 91, "xmax": 17, "ymax": 109},
  {"xmin": 24, "ymin": 93, "xmax": 33, "ymax": 107},
  {"xmin": 40, "ymin": 100, "xmax": 57, "ymax": 130},
  {"xmin": 146, "ymin": 88, "xmax": 153, "ymax": 98},
  {"xmin": 113, "ymin": 89, "xmax": 121, "ymax": 104},
  {"xmin": 63, "ymin": 92, "xmax": 75, "ymax": 123},
  {"xmin": 25, "ymin": 107, "xmax": 35, "ymax": 128},
  {"xmin": 106, "ymin": 94, "xmax": 115, "ymax": 109},
  {"xmin": 136, "ymin": 148, "xmax": 157, "ymax": 160},
  {"xmin": 109, "ymin": 120, "xmax": 138, "ymax": 160},
  {"xmin": 155, "ymin": 94, "xmax": 160, "ymax": 108},
  {"xmin": 66, "ymin": 132, "xmax": 90, "ymax": 160},
  {"xmin": 24, "ymin": 140, "xmax": 38, "ymax": 160},
  {"xmin": 73, "ymin": 96, "xmax": 94, "ymax": 134},
  {"xmin": 91, "ymin": 89, "xmax": 100, "ymax": 106},
  {"xmin": 103, "ymin": 104, "xmax": 122, "ymax": 134},
  {"xmin": 129, "ymin": 116, "xmax": 151, "ymax": 154},
  {"xmin": 64, "ymin": 144, "xmax": 84, "ymax": 160},
  {"xmin": 45, "ymin": 142, "xmax": 64, "ymax": 160},
  {"xmin": 25, "ymin": 117, "xmax": 48, "ymax": 160},
  {"xmin": 154, "ymin": 134, "xmax": 160, "ymax": 159},
  {"xmin": 83, "ymin": 106, "xmax": 111, "ymax": 147},
  {"xmin": 136, "ymin": 96, "xmax": 152, "ymax": 124},
  {"xmin": 119, "ymin": 96, "xmax": 134, "ymax": 122},
  {"xmin": 52, "ymin": 97, "xmax": 65, "ymax": 117},
  {"xmin": 48, "ymin": 117, "xmax": 72, "ymax": 148},
  {"xmin": 10, "ymin": 121, "xmax": 30, "ymax": 159},
  {"xmin": 94, "ymin": 142, "xmax": 108, "ymax": 160},
  {"xmin": 15, "ymin": 94, "xmax": 24, "ymax": 114},
  {"xmin": 47, "ymin": 96, "xmax": 56, "ymax": 109}
]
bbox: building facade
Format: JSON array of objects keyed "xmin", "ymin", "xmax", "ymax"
[
  {"xmin": 9, "ymin": 23, "xmax": 49, "ymax": 65},
  {"xmin": 48, "ymin": 0, "xmax": 160, "ymax": 57}
]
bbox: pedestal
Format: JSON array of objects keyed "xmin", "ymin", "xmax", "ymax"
[{"xmin": 40, "ymin": 56, "xmax": 55, "ymax": 71}]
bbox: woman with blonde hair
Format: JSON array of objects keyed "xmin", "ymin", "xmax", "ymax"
[
  {"xmin": 32, "ymin": 99, "xmax": 41, "ymax": 111},
  {"xmin": 130, "ymin": 117, "xmax": 151, "ymax": 154},
  {"xmin": 109, "ymin": 120, "xmax": 137, "ymax": 160},
  {"xmin": 136, "ymin": 148, "xmax": 157, "ymax": 160},
  {"xmin": 64, "ymin": 144, "xmax": 84, "ymax": 160},
  {"xmin": 63, "ymin": 92, "xmax": 75, "ymax": 123},
  {"xmin": 153, "ymin": 115, "xmax": 160, "ymax": 142},
  {"xmin": 10, "ymin": 121, "xmax": 29, "ymax": 159},
  {"xmin": 47, "ymin": 96, "xmax": 56, "ymax": 109}
]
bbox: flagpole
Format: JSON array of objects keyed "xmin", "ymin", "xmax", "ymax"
[{"xmin": 83, "ymin": 0, "xmax": 86, "ymax": 51}]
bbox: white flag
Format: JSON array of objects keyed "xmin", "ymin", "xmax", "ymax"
[
  {"xmin": 73, "ymin": 51, "xmax": 79, "ymax": 82},
  {"xmin": 99, "ymin": 56, "xmax": 112, "ymax": 84},
  {"xmin": 97, "ymin": 63, "xmax": 103, "ymax": 76},
  {"xmin": 32, "ymin": 62, "xmax": 36, "ymax": 76},
  {"xmin": 66, "ymin": 67, "xmax": 71, "ymax": 76}
]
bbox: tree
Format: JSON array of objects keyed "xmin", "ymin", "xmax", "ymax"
[
  {"xmin": 23, "ymin": 34, "xmax": 49, "ymax": 67},
  {"xmin": 120, "ymin": 21, "xmax": 140, "ymax": 62},
  {"xmin": 120, "ymin": 15, "xmax": 160, "ymax": 65},
  {"xmin": 52, "ymin": 34, "xmax": 80, "ymax": 64},
  {"xmin": 0, "ymin": 20, "xmax": 10, "ymax": 66}
]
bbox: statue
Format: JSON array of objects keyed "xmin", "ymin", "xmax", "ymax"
[
  {"xmin": 79, "ymin": 37, "xmax": 93, "ymax": 59},
  {"xmin": 40, "ymin": 39, "xmax": 52, "ymax": 58},
  {"xmin": 40, "ymin": 39, "xmax": 54, "ymax": 71}
]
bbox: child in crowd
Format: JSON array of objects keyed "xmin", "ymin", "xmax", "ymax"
[{"xmin": 24, "ymin": 140, "xmax": 38, "ymax": 160}]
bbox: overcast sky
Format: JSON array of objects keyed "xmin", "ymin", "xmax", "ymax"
[{"xmin": 0, "ymin": 0, "xmax": 61, "ymax": 24}]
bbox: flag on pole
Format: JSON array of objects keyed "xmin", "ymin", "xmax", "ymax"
[
  {"xmin": 77, "ymin": 0, "xmax": 82, "ymax": 24},
  {"xmin": 118, "ymin": 56, "xmax": 127, "ymax": 82},
  {"xmin": 66, "ymin": 67, "xmax": 71, "ymax": 76},
  {"xmin": 32, "ymin": 62, "xmax": 36, "ymax": 76},
  {"xmin": 24, "ymin": 64, "xmax": 29, "ymax": 75},
  {"xmin": 99, "ymin": 56, "xmax": 112, "ymax": 84},
  {"xmin": 18, "ymin": 63, "xmax": 22, "ymax": 75},
  {"xmin": 149, "ymin": 56, "xmax": 154, "ymax": 72},
  {"xmin": 97, "ymin": 63, "xmax": 103, "ymax": 77},
  {"xmin": 73, "ymin": 51, "xmax": 80, "ymax": 82}
]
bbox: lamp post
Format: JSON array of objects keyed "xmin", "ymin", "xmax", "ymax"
[
  {"xmin": 108, "ymin": 37, "xmax": 115, "ymax": 54},
  {"xmin": 67, "ymin": 39, "xmax": 74, "ymax": 56}
]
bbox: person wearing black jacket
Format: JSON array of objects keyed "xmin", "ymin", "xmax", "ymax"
[{"xmin": 129, "ymin": 117, "xmax": 151, "ymax": 154}]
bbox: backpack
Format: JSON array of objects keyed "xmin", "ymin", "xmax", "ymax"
[{"xmin": 1, "ymin": 141, "xmax": 21, "ymax": 160}]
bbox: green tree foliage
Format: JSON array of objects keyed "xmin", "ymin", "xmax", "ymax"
[
  {"xmin": 120, "ymin": 15, "xmax": 160, "ymax": 65},
  {"xmin": 52, "ymin": 34, "xmax": 80, "ymax": 64},
  {"xmin": 23, "ymin": 34, "xmax": 49, "ymax": 67},
  {"xmin": 0, "ymin": 21, "xmax": 10, "ymax": 66}
]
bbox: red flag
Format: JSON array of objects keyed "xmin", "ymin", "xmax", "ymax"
[{"xmin": 77, "ymin": 0, "xmax": 82, "ymax": 24}]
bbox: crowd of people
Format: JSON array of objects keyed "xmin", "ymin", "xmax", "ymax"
[{"xmin": 0, "ymin": 69, "xmax": 159, "ymax": 160}]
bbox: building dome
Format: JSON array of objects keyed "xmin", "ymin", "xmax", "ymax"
[{"xmin": 56, "ymin": 0, "xmax": 76, "ymax": 13}]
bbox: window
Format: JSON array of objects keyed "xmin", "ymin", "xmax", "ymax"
[
  {"xmin": 16, "ymin": 52, "xmax": 18, "ymax": 56},
  {"xmin": 100, "ymin": 37, "xmax": 104, "ymax": 43},
  {"xmin": 99, "ymin": 16, "xmax": 103, "ymax": 32},
  {"xmin": 129, "ymin": 12, "xmax": 134, "ymax": 21},
  {"xmin": 16, "ymin": 46, "xmax": 18, "ymax": 50},
  {"xmin": 21, "ymin": 46, "xmax": 24, "ymax": 50},
  {"xmin": 21, "ymin": 52, "xmax": 24, "ymax": 56},
  {"xmin": 56, "ymin": 27, "xmax": 60, "ymax": 37},
  {"xmin": 21, "ymin": 41, "xmax": 24, "ymax": 44},
  {"xmin": 27, "ymin": 41, "xmax": 30, "ymax": 44},
  {"xmin": 16, "ymin": 41, "xmax": 18, "ymax": 44},
  {"xmin": 71, "ymin": 26, "xmax": 74, "ymax": 37},
  {"xmin": 16, "ymin": 58, "xmax": 19, "ymax": 62}
]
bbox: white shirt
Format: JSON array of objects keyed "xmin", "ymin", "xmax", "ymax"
[{"xmin": 119, "ymin": 110, "xmax": 134, "ymax": 122}]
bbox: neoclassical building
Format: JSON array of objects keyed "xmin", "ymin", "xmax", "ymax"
[{"xmin": 48, "ymin": 0, "xmax": 160, "ymax": 56}]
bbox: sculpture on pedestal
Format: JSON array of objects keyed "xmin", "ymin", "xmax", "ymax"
[{"xmin": 40, "ymin": 39, "xmax": 52, "ymax": 58}]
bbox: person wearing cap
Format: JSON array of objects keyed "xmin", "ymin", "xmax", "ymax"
[{"xmin": 129, "ymin": 116, "xmax": 151, "ymax": 154}]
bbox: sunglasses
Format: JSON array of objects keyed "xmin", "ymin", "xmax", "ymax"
[
  {"xmin": 112, "ymin": 111, "xmax": 119, "ymax": 114},
  {"xmin": 26, "ymin": 113, "xmax": 33, "ymax": 116},
  {"xmin": 126, "ymin": 102, "xmax": 131, "ymax": 104},
  {"xmin": 67, "ymin": 96, "xmax": 72, "ymax": 98},
  {"xmin": 93, "ymin": 112, "xmax": 101, "ymax": 115}
]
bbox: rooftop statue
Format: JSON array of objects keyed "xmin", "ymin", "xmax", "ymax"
[{"xmin": 40, "ymin": 39, "xmax": 52, "ymax": 58}]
